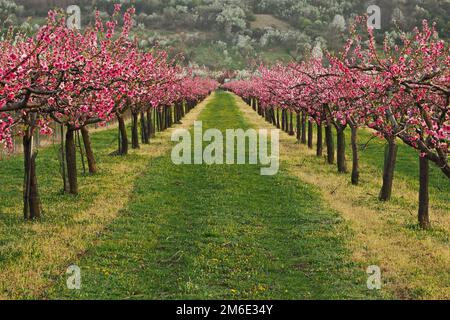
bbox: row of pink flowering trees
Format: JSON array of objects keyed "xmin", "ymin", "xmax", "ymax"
[
  {"xmin": 224, "ymin": 19, "xmax": 448, "ymax": 229},
  {"xmin": 0, "ymin": 6, "xmax": 218, "ymax": 220}
]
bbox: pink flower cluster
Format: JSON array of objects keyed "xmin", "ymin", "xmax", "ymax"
[{"xmin": 0, "ymin": 5, "xmax": 218, "ymax": 148}]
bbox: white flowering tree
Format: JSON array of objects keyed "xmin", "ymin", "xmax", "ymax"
[
  {"xmin": 216, "ymin": 5, "xmax": 247, "ymax": 35},
  {"xmin": 0, "ymin": 0, "xmax": 22, "ymax": 28},
  {"xmin": 331, "ymin": 14, "xmax": 346, "ymax": 32}
]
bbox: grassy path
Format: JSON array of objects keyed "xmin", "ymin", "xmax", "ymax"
[
  {"xmin": 0, "ymin": 97, "xmax": 210, "ymax": 299},
  {"xmin": 47, "ymin": 91, "xmax": 379, "ymax": 299}
]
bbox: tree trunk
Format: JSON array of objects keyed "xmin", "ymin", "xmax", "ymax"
[
  {"xmin": 131, "ymin": 112, "xmax": 140, "ymax": 149},
  {"xmin": 325, "ymin": 123, "xmax": 334, "ymax": 164},
  {"xmin": 169, "ymin": 107, "xmax": 172, "ymax": 127},
  {"xmin": 175, "ymin": 104, "xmax": 180, "ymax": 124},
  {"xmin": 336, "ymin": 126, "xmax": 348, "ymax": 173},
  {"xmin": 166, "ymin": 107, "xmax": 170, "ymax": 128},
  {"xmin": 174, "ymin": 104, "xmax": 178, "ymax": 124},
  {"xmin": 379, "ymin": 137, "xmax": 398, "ymax": 201},
  {"xmin": 141, "ymin": 111, "xmax": 149, "ymax": 144},
  {"xmin": 296, "ymin": 112, "xmax": 301, "ymax": 142},
  {"xmin": 301, "ymin": 113, "xmax": 307, "ymax": 144},
  {"xmin": 140, "ymin": 112, "xmax": 145, "ymax": 142},
  {"xmin": 289, "ymin": 111, "xmax": 295, "ymax": 136},
  {"xmin": 81, "ymin": 127, "xmax": 97, "ymax": 174},
  {"xmin": 60, "ymin": 125, "xmax": 68, "ymax": 193},
  {"xmin": 350, "ymin": 125, "xmax": 359, "ymax": 185},
  {"xmin": 23, "ymin": 130, "xmax": 41, "ymax": 220},
  {"xmin": 156, "ymin": 109, "xmax": 161, "ymax": 132},
  {"xmin": 65, "ymin": 127, "xmax": 78, "ymax": 195},
  {"xmin": 77, "ymin": 131, "xmax": 86, "ymax": 175},
  {"xmin": 147, "ymin": 109, "xmax": 154, "ymax": 139},
  {"xmin": 160, "ymin": 109, "xmax": 165, "ymax": 131},
  {"xmin": 284, "ymin": 111, "xmax": 289, "ymax": 133},
  {"xmin": 418, "ymin": 156, "xmax": 431, "ymax": 229},
  {"xmin": 163, "ymin": 108, "xmax": 167, "ymax": 130},
  {"xmin": 317, "ymin": 123, "xmax": 323, "ymax": 157},
  {"xmin": 117, "ymin": 113, "xmax": 128, "ymax": 155},
  {"xmin": 308, "ymin": 121, "xmax": 313, "ymax": 149},
  {"xmin": 276, "ymin": 108, "xmax": 280, "ymax": 129}
]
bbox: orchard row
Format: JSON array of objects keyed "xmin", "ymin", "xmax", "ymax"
[
  {"xmin": 0, "ymin": 5, "xmax": 218, "ymax": 219},
  {"xmin": 223, "ymin": 17, "xmax": 449, "ymax": 229}
]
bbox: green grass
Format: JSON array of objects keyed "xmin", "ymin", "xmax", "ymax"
[
  {"xmin": 46, "ymin": 91, "xmax": 381, "ymax": 299},
  {"xmin": 0, "ymin": 125, "xmax": 122, "ymax": 239},
  {"xmin": 1, "ymin": 93, "xmax": 447, "ymax": 299},
  {"xmin": 0, "ymin": 120, "xmax": 162, "ymax": 299},
  {"xmin": 0, "ymin": 122, "xmax": 142, "ymax": 224}
]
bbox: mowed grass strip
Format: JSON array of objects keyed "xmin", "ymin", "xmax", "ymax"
[
  {"xmin": 235, "ymin": 94, "xmax": 450, "ymax": 300},
  {"xmin": 48, "ymin": 91, "xmax": 381, "ymax": 299},
  {"xmin": 0, "ymin": 97, "xmax": 211, "ymax": 299}
]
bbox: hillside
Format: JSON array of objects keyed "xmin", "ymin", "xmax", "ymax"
[{"xmin": 3, "ymin": 0, "xmax": 450, "ymax": 69}]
